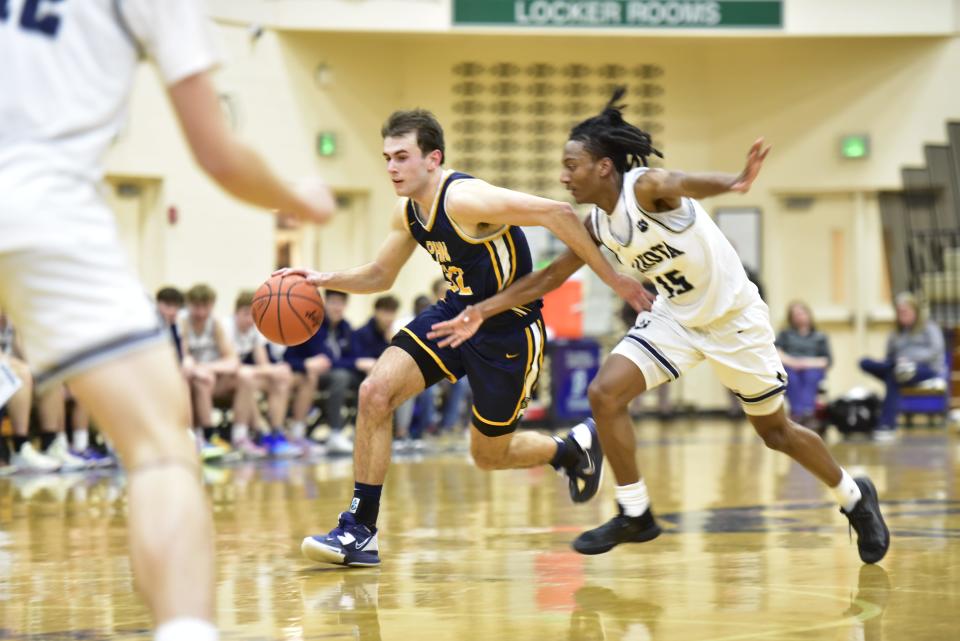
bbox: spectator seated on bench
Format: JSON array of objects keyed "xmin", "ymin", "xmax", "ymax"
[{"xmin": 859, "ymin": 292, "xmax": 947, "ymax": 437}]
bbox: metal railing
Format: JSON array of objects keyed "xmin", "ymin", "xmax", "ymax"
[{"xmin": 907, "ymin": 229, "xmax": 960, "ymax": 327}]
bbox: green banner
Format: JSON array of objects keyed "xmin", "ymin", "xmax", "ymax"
[{"xmin": 454, "ymin": 1, "xmax": 782, "ymax": 28}]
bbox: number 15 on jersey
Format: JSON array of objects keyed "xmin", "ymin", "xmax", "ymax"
[{"xmin": 655, "ymin": 270, "xmax": 695, "ymax": 299}]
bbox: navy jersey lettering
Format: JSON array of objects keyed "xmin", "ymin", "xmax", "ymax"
[
  {"xmin": 2, "ymin": 0, "xmax": 68, "ymax": 37},
  {"xmin": 405, "ymin": 171, "xmax": 542, "ymax": 329}
]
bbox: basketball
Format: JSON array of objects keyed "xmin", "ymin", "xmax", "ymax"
[{"xmin": 252, "ymin": 274, "xmax": 325, "ymax": 346}]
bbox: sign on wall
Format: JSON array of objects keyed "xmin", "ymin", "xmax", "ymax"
[
  {"xmin": 716, "ymin": 208, "xmax": 762, "ymax": 274},
  {"xmin": 454, "ymin": 1, "xmax": 782, "ymax": 29}
]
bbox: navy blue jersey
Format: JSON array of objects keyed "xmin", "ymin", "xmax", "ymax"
[{"xmin": 404, "ymin": 170, "xmax": 542, "ymax": 330}]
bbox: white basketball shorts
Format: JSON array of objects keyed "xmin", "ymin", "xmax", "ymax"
[
  {"xmin": 612, "ymin": 299, "xmax": 787, "ymax": 416},
  {"xmin": 0, "ymin": 209, "xmax": 165, "ymax": 390}
]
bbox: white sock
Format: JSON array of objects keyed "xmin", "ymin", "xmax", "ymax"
[
  {"xmin": 155, "ymin": 618, "xmax": 218, "ymax": 641},
  {"xmin": 232, "ymin": 424, "xmax": 249, "ymax": 444},
  {"xmin": 53, "ymin": 432, "xmax": 69, "ymax": 449},
  {"xmin": 73, "ymin": 428, "xmax": 89, "ymax": 452},
  {"xmin": 832, "ymin": 469, "xmax": 862, "ymax": 512},
  {"xmin": 290, "ymin": 421, "xmax": 306, "ymax": 440},
  {"xmin": 616, "ymin": 480, "xmax": 650, "ymax": 517}
]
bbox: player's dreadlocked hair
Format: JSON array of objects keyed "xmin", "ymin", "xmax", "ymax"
[{"xmin": 568, "ymin": 86, "xmax": 663, "ymax": 174}]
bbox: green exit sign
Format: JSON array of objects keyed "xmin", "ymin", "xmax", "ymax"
[
  {"xmin": 317, "ymin": 132, "xmax": 337, "ymax": 157},
  {"xmin": 840, "ymin": 134, "xmax": 870, "ymax": 159}
]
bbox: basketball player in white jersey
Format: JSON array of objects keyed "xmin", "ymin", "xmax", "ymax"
[
  {"xmin": 429, "ymin": 88, "xmax": 889, "ymax": 565},
  {"xmin": 1, "ymin": 2, "xmax": 332, "ymax": 640}
]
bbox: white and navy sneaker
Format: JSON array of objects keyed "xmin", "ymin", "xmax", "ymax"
[
  {"xmin": 562, "ymin": 418, "xmax": 604, "ymax": 503},
  {"xmin": 301, "ymin": 512, "xmax": 380, "ymax": 567}
]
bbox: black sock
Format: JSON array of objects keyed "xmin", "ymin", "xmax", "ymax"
[
  {"xmin": 40, "ymin": 432, "xmax": 57, "ymax": 450},
  {"xmin": 351, "ymin": 482, "xmax": 383, "ymax": 528},
  {"xmin": 13, "ymin": 436, "xmax": 29, "ymax": 452},
  {"xmin": 549, "ymin": 435, "xmax": 581, "ymax": 470}
]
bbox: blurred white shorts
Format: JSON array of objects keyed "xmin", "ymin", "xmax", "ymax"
[{"xmin": 0, "ymin": 228, "xmax": 164, "ymax": 390}]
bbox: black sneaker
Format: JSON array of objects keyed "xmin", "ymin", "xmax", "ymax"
[
  {"xmin": 840, "ymin": 477, "xmax": 890, "ymax": 564},
  {"xmin": 562, "ymin": 418, "xmax": 604, "ymax": 503},
  {"xmin": 573, "ymin": 505, "xmax": 662, "ymax": 555}
]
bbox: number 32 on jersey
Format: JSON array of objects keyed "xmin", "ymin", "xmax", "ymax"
[
  {"xmin": 442, "ymin": 264, "xmax": 473, "ymax": 296},
  {"xmin": 1, "ymin": 0, "xmax": 67, "ymax": 37}
]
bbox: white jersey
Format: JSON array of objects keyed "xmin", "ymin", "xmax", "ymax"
[
  {"xmin": 0, "ymin": 0, "xmax": 220, "ymax": 251},
  {"xmin": 179, "ymin": 313, "xmax": 221, "ymax": 363},
  {"xmin": 590, "ymin": 167, "xmax": 759, "ymax": 327},
  {"xmin": 222, "ymin": 316, "xmax": 264, "ymax": 361}
]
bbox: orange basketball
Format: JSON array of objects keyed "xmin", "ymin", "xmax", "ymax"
[{"xmin": 252, "ymin": 274, "xmax": 325, "ymax": 346}]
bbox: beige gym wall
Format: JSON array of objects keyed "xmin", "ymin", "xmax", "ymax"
[{"xmin": 105, "ymin": 26, "xmax": 960, "ymax": 407}]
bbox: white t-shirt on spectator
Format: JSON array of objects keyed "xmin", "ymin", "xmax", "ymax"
[{"xmin": 222, "ymin": 316, "xmax": 265, "ymax": 362}]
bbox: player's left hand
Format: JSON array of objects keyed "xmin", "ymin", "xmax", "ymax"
[
  {"xmin": 731, "ymin": 137, "xmax": 771, "ymax": 193},
  {"xmin": 427, "ymin": 306, "xmax": 483, "ymax": 348},
  {"xmin": 615, "ymin": 274, "xmax": 656, "ymax": 312}
]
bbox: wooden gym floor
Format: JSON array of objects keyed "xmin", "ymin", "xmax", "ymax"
[{"xmin": 0, "ymin": 420, "xmax": 957, "ymax": 640}]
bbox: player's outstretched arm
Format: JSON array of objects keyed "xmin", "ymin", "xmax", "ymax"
[
  {"xmin": 640, "ymin": 137, "xmax": 771, "ymax": 201},
  {"xmin": 446, "ymin": 181, "xmax": 649, "ymax": 311},
  {"xmin": 168, "ymin": 72, "xmax": 334, "ymax": 224},
  {"xmin": 428, "ymin": 250, "xmax": 586, "ymax": 348},
  {"xmin": 274, "ymin": 200, "xmax": 418, "ymax": 294}
]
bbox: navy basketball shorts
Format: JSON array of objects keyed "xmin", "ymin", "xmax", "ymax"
[{"xmin": 391, "ymin": 302, "xmax": 546, "ymax": 436}]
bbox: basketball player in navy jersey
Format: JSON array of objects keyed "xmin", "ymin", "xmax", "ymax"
[
  {"xmin": 278, "ymin": 109, "xmax": 650, "ymax": 567},
  {"xmin": 429, "ymin": 89, "xmax": 889, "ymax": 565}
]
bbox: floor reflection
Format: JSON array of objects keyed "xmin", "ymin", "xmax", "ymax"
[{"xmin": 0, "ymin": 423, "xmax": 956, "ymax": 640}]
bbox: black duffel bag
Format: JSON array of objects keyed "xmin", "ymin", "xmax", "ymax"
[{"xmin": 828, "ymin": 389, "xmax": 881, "ymax": 435}]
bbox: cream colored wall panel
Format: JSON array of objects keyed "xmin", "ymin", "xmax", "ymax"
[
  {"xmin": 702, "ymin": 38, "xmax": 960, "ymax": 192},
  {"xmin": 784, "ymin": 0, "xmax": 956, "ymax": 36},
  {"xmin": 210, "ymin": 0, "xmax": 450, "ymax": 33},
  {"xmin": 775, "ymin": 195, "xmax": 852, "ymax": 315}
]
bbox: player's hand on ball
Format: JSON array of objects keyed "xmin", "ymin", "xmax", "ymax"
[
  {"xmin": 731, "ymin": 137, "xmax": 771, "ymax": 193},
  {"xmin": 271, "ymin": 267, "xmax": 332, "ymax": 287},
  {"xmin": 615, "ymin": 274, "xmax": 655, "ymax": 313},
  {"xmin": 428, "ymin": 306, "xmax": 483, "ymax": 348}
]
